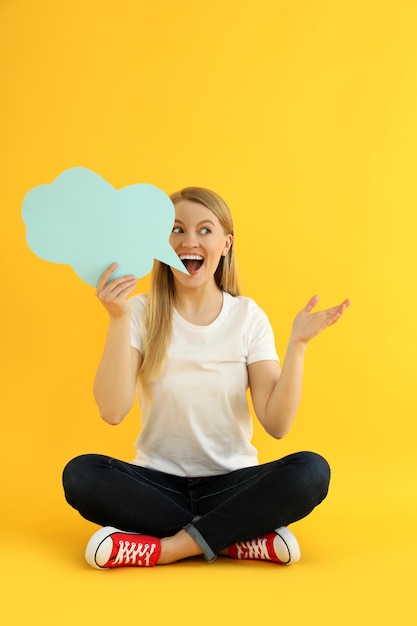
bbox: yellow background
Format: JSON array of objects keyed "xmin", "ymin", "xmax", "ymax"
[{"xmin": 1, "ymin": 0, "xmax": 416, "ymax": 624}]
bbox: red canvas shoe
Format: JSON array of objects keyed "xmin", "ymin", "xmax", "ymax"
[
  {"xmin": 85, "ymin": 526, "xmax": 161, "ymax": 569},
  {"xmin": 229, "ymin": 526, "xmax": 301, "ymax": 565}
]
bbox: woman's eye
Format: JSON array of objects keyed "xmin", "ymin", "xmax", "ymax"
[{"xmin": 172, "ymin": 226, "xmax": 211, "ymax": 234}]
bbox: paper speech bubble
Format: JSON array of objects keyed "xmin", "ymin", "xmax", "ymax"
[{"xmin": 21, "ymin": 167, "xmax": 188, "ymax": 287}]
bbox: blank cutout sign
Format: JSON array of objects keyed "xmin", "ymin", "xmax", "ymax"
[{"xmin": 22, "ymin": 167, "xmax": 188, "ymax": 286}]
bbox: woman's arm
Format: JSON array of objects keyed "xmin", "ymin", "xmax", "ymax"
[
  {"xmin": 93, "ymin": 263, "xmax": 140, "ymax": 425},
  {"xmin": 249, "ymin": 295, "xmax": 350, "ymax": 438}
]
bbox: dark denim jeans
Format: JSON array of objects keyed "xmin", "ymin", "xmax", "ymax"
[{"xmin": 63, "ymin": 451, "xmax": 330, "ymax": 561}]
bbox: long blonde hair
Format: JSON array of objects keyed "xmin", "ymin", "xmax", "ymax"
[{"xmin": 138, "ymin": 187, "xmax": 240, "ymax": 392}]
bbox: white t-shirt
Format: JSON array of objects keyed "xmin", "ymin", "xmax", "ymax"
[{"xmin": 129, "ymin": 292, "xmax": 279, "ymax": 477}]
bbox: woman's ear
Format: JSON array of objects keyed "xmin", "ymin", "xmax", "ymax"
[{"xmin": 222, "ymin": 234, "xmax": 233, "ymax": 256}]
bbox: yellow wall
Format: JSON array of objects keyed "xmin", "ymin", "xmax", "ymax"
[{"xmin": 1, "ymin": 1, "xmax": 416, "ymax": 624}]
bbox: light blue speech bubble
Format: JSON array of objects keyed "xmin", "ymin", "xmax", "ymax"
[{"xmin": 22, "ymin": 167, "xmax": 188, "ymax": 287}]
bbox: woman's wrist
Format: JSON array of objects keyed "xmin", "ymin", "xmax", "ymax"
[
  {"xmin": 287, "ymin": 334, "xmax": 308, "ymax": 353},
  {"xmin": 106, "ymin": 304, "xmax": 131, "ymax": 321}
]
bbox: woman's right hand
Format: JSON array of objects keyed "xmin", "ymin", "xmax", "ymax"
[{"xmin": 95, "ymin": 262, "xmax": 138, "ymax": 318}]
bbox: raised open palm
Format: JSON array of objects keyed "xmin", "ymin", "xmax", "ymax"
[{"xmin": 291, "ymin": 295, "xmax": 350, "ymax": 344}]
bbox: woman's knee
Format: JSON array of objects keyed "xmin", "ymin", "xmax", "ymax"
[
  {"xmin": 281, "ymin": 451, "xmax": 331, "ymax": 501},
  {"xmin": 62, "ymin": 453, "xmax": 105, "ymax": 505},
  {"xmin": 300, "ymin": 451, "xmax": 331, "ymax": 500}
]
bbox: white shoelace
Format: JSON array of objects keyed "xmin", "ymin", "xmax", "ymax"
[
  {"xmin": 235, "ymin": 537, "xmax": 270, "ymax": 560},
  {"xmin": 113, "ymin": 540, "xmax": 157, "ymax": 566}
]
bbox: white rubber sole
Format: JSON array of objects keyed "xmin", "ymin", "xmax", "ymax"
[
  {"xmin": 273, "ymin": 527, "xmax": 301, "ymax": 564},
  {"xmin": 85, "ymin": 526, "xmax": 121, "ymax": 569}
]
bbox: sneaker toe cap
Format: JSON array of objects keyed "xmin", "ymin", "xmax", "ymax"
[{"xmin": 273, "ymin": 527, "xmax": 301, "ymax": 564}]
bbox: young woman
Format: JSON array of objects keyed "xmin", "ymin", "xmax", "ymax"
[{"xmin": 63, "ymin": 187, "xmax": 349, "ymax": 569}]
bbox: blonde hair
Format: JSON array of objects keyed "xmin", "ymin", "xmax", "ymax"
[{"xmin": 138, "ymin": 187, "xmax": 240, "ymax": 392}]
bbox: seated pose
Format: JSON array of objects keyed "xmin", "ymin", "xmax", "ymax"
[{"xmin": 63, "ymin": 187, "xmax": 349, "ymax": 569}]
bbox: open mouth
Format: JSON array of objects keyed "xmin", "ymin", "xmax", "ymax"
[{"xmin": 179, "ymin": 254, "xmax": 204, "ymax": 274}]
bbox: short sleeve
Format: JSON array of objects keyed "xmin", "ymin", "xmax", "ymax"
[
  {"xmin": 246, "ymin": 301, "xmax": 279, "ymax": 365},
  {"xmin": 128, "ymin": 294, "xmax": 147, "ymax": 353}
]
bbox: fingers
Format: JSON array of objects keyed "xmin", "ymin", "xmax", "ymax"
[
  {"xmin": 96, "ymin": 262, "xmax": 119, "ymax": 291},
  {"xmin": 303, "ymin": 295, "xmax": 319, "ymax": 313},
  {"xmin": 102, "ymin": 278, "xmax": 137, "ymax": 300},
  {"xmin": 304, "ymin": 296, "xmax": 350, "ymax": 316},
  {"xmin": 97, "ymin": 276, "xmax": 137, "ymax": 300},
  {"xmin": 325, "ymin": 299, "xmax": 351, "ymax": 326},
  {"xmin": 335, "ymin": 299, "xmax": 351, "ymax": 317},
  {"xmin": 95, "ymin": 263, "xmax": 137, "ymax": 305},
  {"xmin": 300, "ymin": 296, "xmax": 350, "ymax": 328}
]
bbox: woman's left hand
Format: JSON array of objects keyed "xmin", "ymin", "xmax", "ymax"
[{"xmin": 290, "ymin": 295, "xmax": 350, "ymax": 345}]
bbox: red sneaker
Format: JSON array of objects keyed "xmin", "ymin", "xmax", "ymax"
[
  {"xmin": 228, "ymin": 527, "xmax": 301, "ymax": 564},
  {"xmin": 85, "ymin": 526, "xmax": 161, "ymax": 569}
]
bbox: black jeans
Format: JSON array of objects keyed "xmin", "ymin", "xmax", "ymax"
[{"xmin": 63, "ymin": 451, "xmax": 330, "ymax": 561}]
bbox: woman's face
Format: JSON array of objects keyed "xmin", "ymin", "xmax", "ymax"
[{"xmin": 169, "ymin": 199, "xmax": 233, "ymax": 289}]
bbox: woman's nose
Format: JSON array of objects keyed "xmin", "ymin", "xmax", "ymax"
[{"xmin": 182, "ymin": 233, "xmax": 199, "ymax": 248}]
